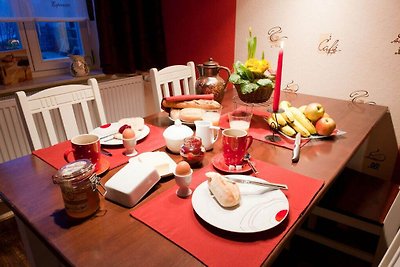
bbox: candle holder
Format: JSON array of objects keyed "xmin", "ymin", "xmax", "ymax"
[{"xmin": 265, "ymin": 108, "xmax": 284, "ymax": 142}]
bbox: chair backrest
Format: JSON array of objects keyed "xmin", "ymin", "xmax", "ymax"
[
  {"xmin": 16, "ymin": 78, "xmax": 107, "ymax": 151},
  {"xmin": 150, "ymin": 61, "xmax": 196, "ymax": 112}
]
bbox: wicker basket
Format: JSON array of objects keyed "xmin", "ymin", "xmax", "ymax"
[{"xmin": 235, "ymin": 84, "xmax": 274, "ymax": 103}]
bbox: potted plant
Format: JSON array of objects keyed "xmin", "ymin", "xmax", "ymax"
[{"xmin": 229, "ymin": 28, "xmax": 275, "ymax": 103}]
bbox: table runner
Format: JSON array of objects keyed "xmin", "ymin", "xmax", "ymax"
[
  {"xmin": 130, "ymin": 160, "xmax": 324, "ymax": 266},
  {"xmin": 32, "ymin": 124, "xmax": 165, "ymax": 170},
  {"xmin": 219, "ymin": 109, "xmax": 309, "ymax": 149}
]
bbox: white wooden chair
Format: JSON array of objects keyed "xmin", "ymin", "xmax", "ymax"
[
  {"xmin": 15, "ymin": 78, "xmax": 107, "ymax": 151},
  {"xmin": 149, "ymin": 61, "xmax": 196, "ymax": 112},
  {"xmin": 379, "ymin": 228, "xmax": 400, "ymax": 267}
]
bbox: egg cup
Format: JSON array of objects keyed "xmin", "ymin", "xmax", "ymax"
[
  {"xmin": 123, "ymin": 137, "xmax": 137, "ymax": 157},
  {"xmin": 173, "ymin": 169, "xmax": 193, "ymax": 198}
]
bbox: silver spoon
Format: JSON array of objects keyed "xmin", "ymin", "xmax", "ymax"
[{"xmin": 244, "ymin": 153, "xmax": 258, "ymax": 175}]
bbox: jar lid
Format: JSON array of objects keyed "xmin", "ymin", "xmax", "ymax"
[{"xmin": 53, "ymin": 159, "xmax": 94, "ymax": 184}]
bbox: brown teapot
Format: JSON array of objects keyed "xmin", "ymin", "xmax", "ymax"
[{"xmin": 195, "ymin": 58, "xmax": 231, "ymax": 103}]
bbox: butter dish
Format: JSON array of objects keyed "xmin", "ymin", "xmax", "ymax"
[
  {"xmin": 105, "ymin": 161, "xmax": 160, "ymax": 207},
  {"xmin": 129, "ymin": 151, "xmax": 176, "ymax": 178}
]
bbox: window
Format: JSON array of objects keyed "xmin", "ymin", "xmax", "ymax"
[
  {"xmin": 0, "ymin": 22, "xmax": 22, "ymax": 51},
  {"xmin": 0, "ymin": 0, "xmax": 93, "ymax": 75}
]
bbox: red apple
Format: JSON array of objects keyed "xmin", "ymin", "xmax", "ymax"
[
  {"xmin": 304, "ymin": 103, "xmax": 325, "ymax": 122},
  {"xmin": 315, "ymin": 117, "xmax": 336, "ymax": 136}
]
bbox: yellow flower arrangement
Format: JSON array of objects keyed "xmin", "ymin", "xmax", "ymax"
[{"xmin": 229, "ymin": 28, "xmax": 275, "ymax": 101}]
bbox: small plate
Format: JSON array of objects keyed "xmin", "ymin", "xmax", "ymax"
[
  {"xmin": 129, "ymin": 151, "xmax": 176, "ymax": 178},
  {"xmin": 95, "ymin": 157, "xmax": 110, "ymax": 175},
  {"xmin": 192, "ymin": 175, "xmax": 289, "ymax": 233},
  {"xmin": 91, "ymin": 123, "xmax": 150, "ymax": 146},
  {"xmin": 211, "ymin": 153, "xmax": 252, "ymax": 174},
  {"xmin": 168, "ymin": 116, "xmax": 195, "ymax": 126}
]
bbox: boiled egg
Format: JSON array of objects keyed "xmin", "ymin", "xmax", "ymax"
[
  {"xmin": 122, "ymin": 128, "xmax": 136, "ymax": 139},
  {"xmin": 175, "ymin": 161, "xmax": 191, "ymax": 176}
]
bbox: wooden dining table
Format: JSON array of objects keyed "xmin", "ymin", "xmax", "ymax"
[{"xmin": 0, "ymin": 88, "xmax": 390, "ymax": 266}]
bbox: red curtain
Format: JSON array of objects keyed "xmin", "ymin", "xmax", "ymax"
[{"xmin": 94, "ymin": 0, "xmax": 167, "ymax": 74}]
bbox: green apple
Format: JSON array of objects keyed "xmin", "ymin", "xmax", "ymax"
[{"xmin": 304, "ymin": 103, "xmax": 325, "ymax": 122}]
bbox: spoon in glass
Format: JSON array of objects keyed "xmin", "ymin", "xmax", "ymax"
[{"xmin": 244, "ymin": 153, "xmax": 258, "ymax": 175}]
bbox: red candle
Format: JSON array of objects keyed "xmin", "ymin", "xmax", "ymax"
[{"xmin": 273, "ymin": 47, "xmax": 283, "ymax": 112}]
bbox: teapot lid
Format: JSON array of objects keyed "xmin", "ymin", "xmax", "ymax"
[{"xmin": 203, "ymin": 58, "xmax": 219, "ymax": 67}]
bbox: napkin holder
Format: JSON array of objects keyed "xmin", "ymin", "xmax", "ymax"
[{"xmin": 105, "ymin": 161, "xmax": 161, "ymax": 207}]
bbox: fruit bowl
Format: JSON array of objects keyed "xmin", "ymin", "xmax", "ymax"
[{"xmin": 279, "ymin": 128, "xmax": 346, "ymax": 140}]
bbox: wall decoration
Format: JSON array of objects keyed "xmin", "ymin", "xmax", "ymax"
[
  {"xmin": 318, "ymin": 34, "xmax": 341, "ymax": 55},
  {"xmin": 391, "ymin": 34, "xmax": 400, "ymax": 55},
  {"xmin": 235, "ymin": 0, "xmax": 400, "ymax": 144},
  {"xmin": 349, "ymin": 90, "xmax": 376, "ymax": 105},
  {"xmin": 267, "ymin": 26, "xmax": 288, "ymax": 47},
  {"xmin": 283, "ymin": 80, "xmax": 299, "ymax": 93},
  {"xmin": 0, "ymin": 50, "xmax": 32, "ymax": 85}
]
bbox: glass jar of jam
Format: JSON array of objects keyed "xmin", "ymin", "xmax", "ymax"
[
  {"xmin": 180, "ymin": 136, "xmax": 205, "ymax": 167},
  {"xmin": 53, "ymin": 159, "xmax": 106, "ymax": 219}
]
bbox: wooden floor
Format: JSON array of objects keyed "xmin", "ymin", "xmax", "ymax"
[
  {"xmin": 0, "ymin": 213, "xmax": 372, "ymax": 267},
  {"xmin": 0, "ymin": 216, "xmax": 29, "ymax": 267}
]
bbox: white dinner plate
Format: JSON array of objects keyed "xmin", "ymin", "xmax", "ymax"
[
  {"xmin": 91, "ymin": 123, "xmax": 150, "ymax": 146},
  {"xmin": 191, "ymin": 175, "xmax": 289, "ymax": 233}
]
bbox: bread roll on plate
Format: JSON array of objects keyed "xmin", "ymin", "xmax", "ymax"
[
  {"xmin": 178, "ymin": 108, "xmax": 205, "ymax": 123},
  {"xmin": 206, "ymin": 172, "xmax": 240, "ymax": 208}
]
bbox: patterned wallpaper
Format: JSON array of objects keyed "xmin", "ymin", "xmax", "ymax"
[{"xmin": 235, "ymin": 0, "xmax": 400, "ymax": 144}]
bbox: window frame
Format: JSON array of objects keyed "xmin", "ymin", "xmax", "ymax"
[{"xmin": 18, "ymin": 20, "xmax": 92, "ymax": 74}]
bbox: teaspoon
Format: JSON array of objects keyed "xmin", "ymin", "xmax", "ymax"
[{"xmin": 244, "ymin": 153, "xmax": 258, "ymax": 175}]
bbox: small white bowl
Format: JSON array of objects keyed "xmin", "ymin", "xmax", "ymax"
[{"xmin": 163, "ymin": 120, "xmax": 194, "ymax": 154}]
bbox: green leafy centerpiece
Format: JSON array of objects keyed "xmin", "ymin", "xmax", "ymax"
[{"xmin": 229, "ymin": 28, "xmax": 275, "ymax": 103}]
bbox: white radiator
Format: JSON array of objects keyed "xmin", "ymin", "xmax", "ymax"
[
  {"xmin": 99, "ymin": 76, "xmax": 146, "ymax": 122},
  {"xmin": 0, "ymin": 75, "xmax": 146, "ymax": 163},
  {"xmin": 0, "ymin": 98, "xmax": 31, "ymax": 163}
]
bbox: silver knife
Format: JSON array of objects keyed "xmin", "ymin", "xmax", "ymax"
[
  {"xmin": 292, "ymin": 132, "xmax": 301, "ymax": 163},
  {"xmin": 225, "ymin": 176, "xmax": 288, "ymax": 190},
  {"xmin": 99, "ymin": 132, "xmax": 118, "ymax": 140}
]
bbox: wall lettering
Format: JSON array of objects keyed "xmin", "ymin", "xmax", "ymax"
[
  {"xmin": 267, "ymin": 26, "xmax": 288, "ymax": 47},
  {"xmin": 283, "ymin": 80, "xmax": 299, "ymax": 92},
  {"xmin": 318, "ymin": 34, "xmax": 341, "ymax": 55},
  {"xmin": 391, "ymin": 34, "xmax": 400, "ymax": 55},
  {"xmin": 349, "ymin": 90, "xmax": 376, "ymax": 105}
]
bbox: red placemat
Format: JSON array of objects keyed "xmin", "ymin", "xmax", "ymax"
[
  {"xmin": 130, "ymin": 160, "xmax": 324, "ymax": 267},
  {"xmin": 219, "ymin": 110, "xmax": 309, "ymax": 149},
  {"xmin": 32, "ymin": 124, "xmax": 166, "ymax": 170}
]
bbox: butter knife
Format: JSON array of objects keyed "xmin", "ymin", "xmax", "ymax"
[
  {"xmin": 292, "ymin": 132, "xmax": 301, "ymax": 163},
  {"xmin": 99, "ymin": 132, "xmax": 118, "ymax": 140},
  {"xmin": 225, "ymin": 176, "xmax": 288, "ymax": 190}
]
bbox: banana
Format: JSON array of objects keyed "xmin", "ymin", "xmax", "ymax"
[
  {"xmin": 281, "ymin": 109, "xmax": 295, "ymax": 124},
  {"xmin": 271, "ymin": 113, "xmax": 286, "ymax": 126},
  {"xmin": 298, "ymin": 105, "xmax": 307, "ymax": 114},
  {"xmin": 280, "ymin": 125, "xmax": 296, "ymax": 137},
  {"xmin": 279, "ymin": 100, "xmax": 291, "ymax": 111},
  {"xmin": 289, "ymin": 119, "xmax": 311, "ymax": 137},
  {"xmin": 289, "ymin": 107, "xmax": 317, "ymax": 135},
  {"xmin": 266, "ymin": 116, "xmax": 279, "ymax": 130}
]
